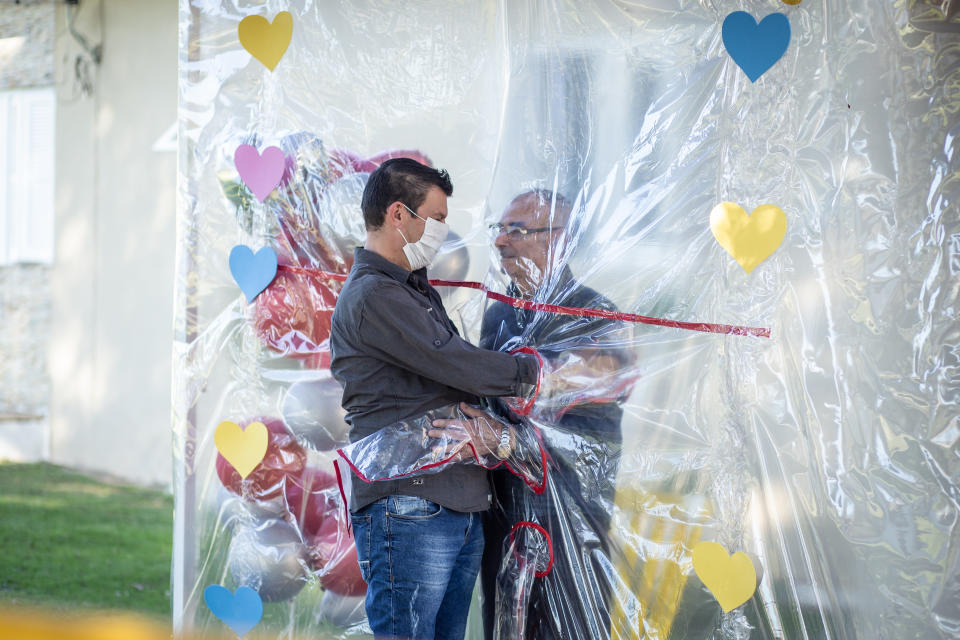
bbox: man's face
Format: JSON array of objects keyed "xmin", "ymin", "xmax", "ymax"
[
  {"xmin": 493, "ymin": 196, "xmax": 560, "ymax": 295},
  {"xmin": 399, "ymin": 185, "xmax": 449, "ymax": 242}
]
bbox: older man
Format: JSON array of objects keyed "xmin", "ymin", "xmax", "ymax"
[{"xmin": 478, "ymin": 189, "xmax": 633, "ymax": 640}]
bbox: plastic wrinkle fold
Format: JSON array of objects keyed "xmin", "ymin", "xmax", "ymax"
[
  {"xmin": 494, "ymin": 522, "xmax": 555, "ymax": 640},
  {"xmin": 336, "ymin": 403, "xmax": 549, "ymax": 495}
]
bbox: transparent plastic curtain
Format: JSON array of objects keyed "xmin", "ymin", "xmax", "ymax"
[{"xmin": 174, "ymin": 1, "xmax": 960, "ymax": 638}]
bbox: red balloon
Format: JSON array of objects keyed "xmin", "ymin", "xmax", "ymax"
[
  {"xmin": 302, "ymin": 488, "xmax": 346, "ymax": 571},
  {"xmin": 216, "ymin": 417, "xmax": 306, "ymax": 501},
  {"xmin": 311, "ymin": 530, "xmax": 366, "ymax": 597},
  {"xmin": 328, "ymin": 149, "xmax": 377, "ymax": 176},
  {"xmin": 321, "ymin": 543, "xmax": 366, "ymax": 596},
  {"xmin": 308, "ymin": 509, "xmax": 342, "ymax": 566},
  {"xmin": 252, "ymin": 260, "xmax": 340, "ymax": 360},
  {"xmin": 294, "ymin": 481, "xmax": 365, "ymax": 596},
  {"xmin": 284, "ymin": 466, "xmax": 338, "ymax": 538}
]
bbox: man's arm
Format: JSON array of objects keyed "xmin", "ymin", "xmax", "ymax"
[
  {"xmin": 479, "ymin": 295, "xmax": 636, "ymax": 413},
  {"xmin": 356, "ymin": 281, "xmax": 539, "ymax": 398}
]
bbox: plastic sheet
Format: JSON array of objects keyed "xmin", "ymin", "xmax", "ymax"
[
  {"xmin": 336, "ymin": 402, "xmax": 549, "ymax": 495},
  {"xmin": 174, "ymin": 2, "xmax": 960, "ymax": 639}
]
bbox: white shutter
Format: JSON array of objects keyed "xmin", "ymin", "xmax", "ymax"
[{"xmin": 0, "ymin": 87, "xmax": 55, "ymax": 265}]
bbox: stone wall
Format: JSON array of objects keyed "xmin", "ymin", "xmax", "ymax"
[
  {"xmin": 0, "ymin": 264, "xmax": 49, "ymax": 417},
  {"xmin": 0, "ymin": 1, "xmax": 54, "ymax": 459},
  {"xmin": 0, "ymin": 263, "xmax": 50, "ymax": 460},
  {"xmin": 0, "ymin": 2, "xmax": 54, "ymax": 89}
]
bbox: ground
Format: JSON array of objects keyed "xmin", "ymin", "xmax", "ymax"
[{"xmin": 0, "ymin": 461, "xmax": 172, "ymax": 617}]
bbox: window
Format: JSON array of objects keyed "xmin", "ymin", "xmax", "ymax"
[{"xmin": 0, "ymin": 87, "xmax": 55, "ymax": 265}]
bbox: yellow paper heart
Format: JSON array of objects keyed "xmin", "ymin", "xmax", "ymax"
[
  {"xmin": 238, "ymin": 12, "xmax": 293, "ymax": 72},
  {"xmin": 214, "ymin": 421, "xmax": 269, "ymax": 479},
  {"xmin": 692, "ymin": 542, "xmax": 758, "ymax": 612},
  {"xmin": 709, "ymin": 202, "xmax": 787, "ymax": 274}
]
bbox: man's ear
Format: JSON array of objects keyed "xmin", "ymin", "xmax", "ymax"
[{"xmin": 385, "ymin": 201, "xmax": 404, "ymax": 227}]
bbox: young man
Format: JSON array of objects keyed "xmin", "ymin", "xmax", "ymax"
[{"xmin": 329, "ymin": 158, "xmax": 540, "ymax": 640}]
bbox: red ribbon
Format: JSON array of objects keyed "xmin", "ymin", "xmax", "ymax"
[{"xmin": 276, "ymin": 265, "xmax": 771, "ymax": 338}]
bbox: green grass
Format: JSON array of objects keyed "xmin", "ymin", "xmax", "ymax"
[{"xmin": 0, "ymin": 461, "xmax": 173, "ymax": 617}]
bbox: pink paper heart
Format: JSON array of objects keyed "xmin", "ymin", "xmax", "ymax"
[{"xmin": 234, "ymin": 144, "xmax": 286, "ymax": 202}]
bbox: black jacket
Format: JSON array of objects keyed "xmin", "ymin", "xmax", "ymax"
[{"xmin": 330, "ymin": 247, "xmax": 539, "ymax": 512}]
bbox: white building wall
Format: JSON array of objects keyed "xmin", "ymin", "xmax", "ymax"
[{"xmin": 51, "ymin": 0, "xmax": 176, "ymax": 486}]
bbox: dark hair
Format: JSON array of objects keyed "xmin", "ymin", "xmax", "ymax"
[{"xmin": 361, "ymin": 158, "xmax": 453, "ymax": 230}]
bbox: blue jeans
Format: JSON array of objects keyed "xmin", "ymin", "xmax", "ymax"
[{"xmin": 351, "ymin": 495, "xmax": 485, "ymax": 640}]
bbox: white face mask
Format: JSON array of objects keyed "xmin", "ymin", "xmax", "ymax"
[{"xmin": 397, "ymin": 202, "xmax": 449, "ymax": 271}]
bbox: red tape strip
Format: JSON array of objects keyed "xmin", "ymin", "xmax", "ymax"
[
  {"xmin": 508, "ymin": 521, "xmax": 555, "ymax": 577},
  {"xmin": 276, "ymin": 265, "xmax": 771, "ymax": 338}
]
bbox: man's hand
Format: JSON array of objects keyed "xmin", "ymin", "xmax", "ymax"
[
  {"xmin": 429, "ymin": 402, "xmax": 512, "ymax": 461},
  {"xmin": 541, "ymin": 351, "xmax": 625, "ymax": 399}
]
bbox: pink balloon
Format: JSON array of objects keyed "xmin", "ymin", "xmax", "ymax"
[{"xmin": 235, "ymin": 144, "xmax": 286, "ymax": 202}]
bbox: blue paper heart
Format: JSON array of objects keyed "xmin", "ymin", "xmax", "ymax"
[
  {"xmin": 722, "ymin": 12, "xmax": 791, "ymax": 82},
  {"xmin": 203, "ymin": 584, "xmax": 263, "ymax": 637},
  {"xmin": 229, "ymin": 245, "xmax": 278, "ymax": 303}
]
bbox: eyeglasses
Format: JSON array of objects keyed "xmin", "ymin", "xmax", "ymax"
[{"xmin": 488, "ymin": 223, "xmax": 555, "ymax": 239}]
